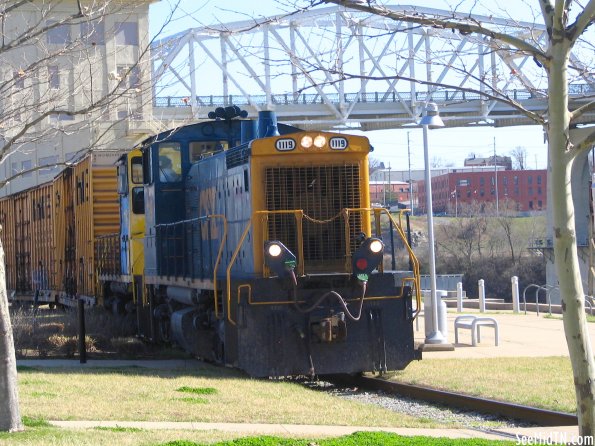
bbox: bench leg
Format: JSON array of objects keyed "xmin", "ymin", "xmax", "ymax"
[
  {"xmin": 495, "ymin": 325, "xmax": 499, "ymax": 346},
  {"xmin": 471, "ymin": 326, "xmax": 477, "ymax": 346}
]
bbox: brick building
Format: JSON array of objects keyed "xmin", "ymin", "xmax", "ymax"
[
  {"xmin": 417, "ymin": 168, "xmax": 547, "ymax": 214},
  {"xmin": 369, "ymin": 180, "xmax": 411, "ymax": 206}
]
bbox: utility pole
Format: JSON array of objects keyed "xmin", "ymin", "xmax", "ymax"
[
  {"xmin": 407, "ymin": 132, "xmax": 413, "ymax": 215},
  {"xmin": 494, "ymin": 137, "xmax": 499, "ymax": 216}
]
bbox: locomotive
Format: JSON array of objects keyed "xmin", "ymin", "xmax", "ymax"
[{"xmin": 3, "ymin": 108, "xmax": 422, "ymax": 377}]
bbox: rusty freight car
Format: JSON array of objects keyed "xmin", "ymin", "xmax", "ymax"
[{"xmin": 0, "ymin": 151, "xmax": 121, "ymax": 306}]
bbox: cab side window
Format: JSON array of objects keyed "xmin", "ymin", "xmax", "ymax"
[
  {"xmin": 189, "ymin": 141, "xmax": 228, "ymax": 162},
  {"xmin": 158, "ymin": 143, "xmax": 182, "ymax": 183}
]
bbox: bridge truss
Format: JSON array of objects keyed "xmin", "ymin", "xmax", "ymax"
[{"xmin": 151, "ymin": 4, "xmax": 595, "ymax": 130}]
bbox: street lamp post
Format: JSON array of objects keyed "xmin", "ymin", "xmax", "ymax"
[{"xmin": 420, "ymin": 103, "xmax": 449, "ymax": 347}]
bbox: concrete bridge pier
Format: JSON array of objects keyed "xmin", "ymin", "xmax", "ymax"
[{"xmin": 546, "ymin": 127, "xmax": 595, "ymax": 304}]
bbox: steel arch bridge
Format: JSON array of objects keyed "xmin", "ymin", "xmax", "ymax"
[{"xmin": 151, "ymin": 4, "xmax": 595, "ymax": 130}]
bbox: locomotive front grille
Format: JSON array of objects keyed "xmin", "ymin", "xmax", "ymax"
[{"xmin": 264, "ymin": 164, "xmax": 362, "ymax": 272}]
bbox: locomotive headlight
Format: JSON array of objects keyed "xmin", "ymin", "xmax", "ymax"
[
  {"xmin": 264, "ymin": 241, "xmax": 297, "ymax": 277},
  {"xmin": 300, "ymin": 135, "xmax": 313, "ymax": 148},
  {"xmin": 352, "ymin": 237, "xmax": 384, "ymax": 282},
  {"xmin": 267, "ymin": 243, "xmax": 282, "ymax": 257},
  {"xmin": 313, "ymin": 135, "xmax": 326, "ymax": 148},
  {"xmin": 369, "ymin": 239, "xmax": 383, "ymax": 254}
]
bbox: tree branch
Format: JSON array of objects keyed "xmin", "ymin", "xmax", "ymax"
[
  {"xmin": 573, "ymin": 128, "xmax": 595, "ymax": 153},
  {"xmin": 567, "ymin": 0, "xmax": 595, "ymax": 45},
  {"xmin": 322, "ymin": 0, "xmax": 549, "ymax": 65},
  {"xmin": 310, "ymin": 68, "xmax": 547, "ymax": 125},
  {"xmin": 570, "ymin": 100, "xmax": 595, "ymax": 122}
]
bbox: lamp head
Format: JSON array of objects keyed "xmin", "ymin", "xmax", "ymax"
[
  {"xmin": 419, "ymin": 102, "xmax": 445, "ymax": 129},
  {"xmin": 264, "ymin": 241, "xmax": 296, "ymax": 277}
]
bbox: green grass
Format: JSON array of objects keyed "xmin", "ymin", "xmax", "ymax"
[
  {"xmin": 16, "ymin": 365, "xmax": 437, "ymax": 427},
  {"xmin": 386, "ymin": 356, "xmax": 576, "ymax": 413},
  {"xmin": 0, "ymin": 429, "xmax": 515, "ymax": 446},
  {"xmin": 158, "ymin": 432, "xmax": 514, "ymax": 446},
  {"xmin": 176, "ymin": 386, "xmax": 218, "ymax": 395}
]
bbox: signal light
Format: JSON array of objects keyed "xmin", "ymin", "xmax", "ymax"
[
  {"xmin": 264, "ymin": 241, "xmax": 296, "ymax": 277},
  {"xmin": 352, "ymin": 237, "xmax": 384, "ymax": 282}
]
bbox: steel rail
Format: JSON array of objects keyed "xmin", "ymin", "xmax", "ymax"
[{"xmin": 326, "ymin": 374, "xmax": 577, "ymax": 427}]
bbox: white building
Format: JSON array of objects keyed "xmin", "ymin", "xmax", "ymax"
[{"xmin": 0, "ymin": 0, "xmax": 159, "ymax": 196}]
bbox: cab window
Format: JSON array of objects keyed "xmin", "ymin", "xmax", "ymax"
[
  {"xmin": 131, "ymin": 187, "xmax": 144, "ymax": 214},
  {"xmin": 117, "ymin": 162, "xmax": 127, "ymax": 194},
  {"xmin": 189, "ymin": 141, "xmax": 228, "ymax": 162},
  {"xmin": 158, "ymin": 142, "xmax": 182, "ymax": 183},
  {"xmin": 131, "ymin": 157, "xmax": 143, "ymax": 184}
]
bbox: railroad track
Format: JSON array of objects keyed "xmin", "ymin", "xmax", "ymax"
[{"xmin": 326, "ymin": 374, "xmax": 577, "ymax": 427}]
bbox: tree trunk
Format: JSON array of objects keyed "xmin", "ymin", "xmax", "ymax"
[
  {"xmin": 0, "ymin": 230, "xmax": 23, "ymax": 432},
  {"xmin": 549, "ymin": 41, "xmax": 595, "ymax": 438}
]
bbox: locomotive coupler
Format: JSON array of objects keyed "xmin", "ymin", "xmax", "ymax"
[{"xmin": 310, "ymin": 311, "xmax": 347, "ymax": 343}]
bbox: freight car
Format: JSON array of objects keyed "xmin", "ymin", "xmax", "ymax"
[
  {"xmin": 0, "ymin": 152, "xmax": 121, "ymax": 308},
  {"xmin": 3, "ymin": 108, "xmax": 422, "ymax": 376}
]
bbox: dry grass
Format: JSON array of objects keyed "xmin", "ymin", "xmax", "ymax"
[
  {"xmin": 385, "ymin": 356, "xmax": 576, "ymax": 413},
  {"xmin": 10, "ymin": 306, "xmax": 157, "ymax": 358},
  {"xmin": 17, "ymin": 365, "xmax": 443, "ymax": 428}
]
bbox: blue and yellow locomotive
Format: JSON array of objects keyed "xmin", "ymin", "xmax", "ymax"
[{"xmin": 99, "ymin": 108, "xmax": 422, "ymax": 376}]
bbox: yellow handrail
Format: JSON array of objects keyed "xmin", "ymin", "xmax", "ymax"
[
  {"xmin": 226, "ymin": 210, "xmax": 304, "ymax": 325},
  {"xmin": 225, "ymin": 208, "xmax": 422, "ymax": 325},
  {"xmin": 209, "ymin": 214, "xmax": 228, "ymax": 320}
]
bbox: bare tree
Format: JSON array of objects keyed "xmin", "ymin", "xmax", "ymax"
[
  {"xmin": 0, "ymin": 227, "xmax": 21, "ymax": 432},
  {"xmin": 510, "ymin": 146, "xmax": 528, "ymax": 170},
  {"xmin": 0, "ymin": 0, "xmax": 179, "ymax": 432},
  {"xmin": 315, "ymin": 0, "xmax": 595, "ymax": 437}
]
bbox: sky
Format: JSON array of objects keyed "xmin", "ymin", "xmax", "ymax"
[{"xmin": 148, "ymin": 0, "xmax": 553, "ymax": 171}]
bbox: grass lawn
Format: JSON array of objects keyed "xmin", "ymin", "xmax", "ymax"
[
  {"xmin": 386, "ymin": 356, "xmax": 576, "ymax": 413},
  {"xmin": 15, "ymin": 364, "xmax": 439, "ymax": 428},
  {"xmin": 0, "ymin": 428, "xmax": 516, "ymax": 446}
]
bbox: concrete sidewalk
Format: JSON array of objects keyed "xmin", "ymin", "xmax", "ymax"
[
  {"xmin": 415, "ymin": 309, "xmax": 595, "ymax": 358},
  {"xmin": 47, "ymin": 420, "xmax": 586, "ymax": 443}
]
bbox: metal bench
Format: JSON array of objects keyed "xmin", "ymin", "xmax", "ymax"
[{"xmin": 454, "ymin": 315, "xmax": 499, "ymax": 346}]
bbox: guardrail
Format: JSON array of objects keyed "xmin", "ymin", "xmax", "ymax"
[{"xmin": 154, "ymin": 84, "xmax": 593, "ymax": 109}]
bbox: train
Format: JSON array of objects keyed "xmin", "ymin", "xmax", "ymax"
[{"xmin": 1, "ymin": 108, "xmax": 422, "ymax": 377}]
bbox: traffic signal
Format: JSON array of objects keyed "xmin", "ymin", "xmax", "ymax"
[
  {"xmin": 352, "ymin": 237, "xmax": 384, "ymax": 282},
  {"xmin": 264, "ymin": 241, "xmax": 296, "ymax": 277}
]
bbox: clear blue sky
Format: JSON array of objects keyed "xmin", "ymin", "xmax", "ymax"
[{"xmin": 149, "ymin": 0, "xmax": 550, "ymax": 170}]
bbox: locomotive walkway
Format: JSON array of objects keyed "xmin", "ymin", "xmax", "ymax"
[{"xmin": 18, "ymin": 311, "xmax": 592, "ymax": 443}]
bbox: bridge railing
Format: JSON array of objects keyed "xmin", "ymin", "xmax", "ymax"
[{"xmin": 154, "ymin": 84, "xmax": 593, "ymax": 109}]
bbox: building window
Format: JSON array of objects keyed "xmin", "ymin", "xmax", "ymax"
[
  {"xmin": 80, "ymin": 21, "xmax": 105, "ymax": 45},
  {"xmin": 514, "ymin": 186, "xmax": 519, "ymax": 195},
  {"xmin": 13, "ymin": 70, "xmax": 25, "ymax": 89},
  {"xmin": 47, "ymin": 21, "xmax": 71, "ymax": 44},
  {"xmin": 115, "ymin": 22, "xmax": 138, "ymax": 46},
  {"xmin": 528, "ymin": 187, "xmax": 533, "ymax": 195},
  {"xmin": 514, "ymin": 176, "xmax": 519, "ymax": 185},
  {"xmin": 529, "ymin": 200, "xmax": 534, "ymax": 209},
  {"xmin": 50, "ymin": 112, "xmax": 75, "ymax": 122},
  {"xmin": 117, "ymin": 65, "xmax": 141, "ymax": 89},
  {"xmin": 503, "ymin": 176, "xmax": 508, "ymax": 185},
  {"xmin": 538, "ymin": 200, "xmax": 542, "ymax": 208},
  {"xmin": 480, "ymin": 177, "xmax": 485, "ymax": 186},
  {"xmin": 537, "ymin": 175, "xmax": 542, "ymax": 185},
  {"xmin": 48, "ymin": 66, "xmax": 60, "ymax": 89},
  {"xmin": 528, "ymin": 175, "xmax": 533, "ymax": 185},
  {"xmin": 39, "ymin": 155, "xmax": 59, "ymax": 175},
  {"xmin": 21, "ymin": 160, "xmax": 32, "ymax": 178},
  {"xmin": 480, "ymin": 189, "xmax": 485, "ymax": 197}
]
